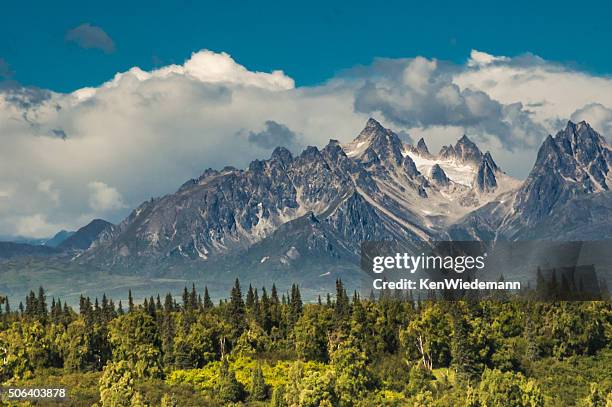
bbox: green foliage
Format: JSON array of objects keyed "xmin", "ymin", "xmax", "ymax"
[
  {"xmin": 270, "ymin": 384, "xmax": 287, "ymax": 407},
  {"xmin": 217, "ymin": 358, "xmax": 245, "ymax": 403},
  {"xmin": 293, "ymin": 305, "xmax": 331, "ymax": 362},
  {"xmin": 405, "ymin": 362, "xmax": 434, "ymax": 396},
  {"xmin": 98, "ymin": 361, "xmax": 137, "ymax": 407},
  {"xmin": 470, "ymin": 368, "xmax": 544, "ymax": 407},
  {"xmin": 107, "ymin": 311, "xmax": 162, "ymax": 378},
  {"xmin": 248, "ymin": 364, "xmax": 268, "ymax": 401},
  {"xmin": 1, "ymin": 282, "xmax": 610, "ymax": 406},
  {"xmin": 284, "ymin": 361, "xmax": 336, "ymax": 407},
  {"xmin": 160, "ymin": 393, "xmax": 178, "ymax": 407},
  {"xmin": 329, "ymin": 337, "xmax": 371, "ymax": 405},
  {"xmin": 579, "ymin": 381, "xmax": 612, "ymax": 407},
  {"xmin": 400, "ymin": 302, "xmax": 452, "ymax": 369}
]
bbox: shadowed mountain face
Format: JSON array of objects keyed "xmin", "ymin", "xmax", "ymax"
[
  {"xmin": 59, "ymin": 219, "xmax": 114, "ymax": 251},
  {"xmin": 0, "ymin": 242, "xmax": 60, "ymax": 259},
  {"xmin": 67, "ymin": 119, "xmax": 610, "ymax": 279}
]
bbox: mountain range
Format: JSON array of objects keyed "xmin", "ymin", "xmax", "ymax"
[
  {"xmin": 80, "ymin": 119, "xmax": 611, "ymax": 279},
  {"xmin": 2, "ymin": 118, "xmax": 610, "ymax": 296}
]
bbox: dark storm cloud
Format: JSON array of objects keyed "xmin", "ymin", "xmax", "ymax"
[
  {"xmin": 247, "ymin": 120, "xmax": 302, "ymax": 151},
  {"xmin": 65, "ymin": 23, "xmax": 116, "ymax": 53},
  {"xmin": 353, "ymin": 57, "xmax": 546, "ymax": 150}
]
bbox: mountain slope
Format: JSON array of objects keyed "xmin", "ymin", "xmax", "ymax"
[
  {"xmin": 80, "ymin": 118, "xmax": 610, "ymax": 277},
  {"xmin": 0, "ymin": 242, "xmax": 60, "ymax": 259},
  {"xmin": 59, "ymin": 219, "xmax": 114, "ymax": 251},
  {"xmin": 450, "ymin": 121, "xmax": 611, "ymax": 240}
]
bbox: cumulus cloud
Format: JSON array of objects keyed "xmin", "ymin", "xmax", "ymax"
[
  {"xmin": 571, "ymin": 103, "xmax": 612, "ymax": 140},
  {"xmin": 65, "ymin": 23, "xmax": 116, "ymax": 53},
  {"xmin": 37, "ymin": 180, "xmax": 60, "ymax": 205},
  {"xmin": 353, "ymin": 56, "xmax": 547, "ymax": 149},
  {"xmin": 247, "ymin": 120, "xmax": 302, "ymax": 151},
  {"xmin": 455, "ymin": 51, "xmax": 612, "ymax": 128},
  {"xmin": 0, "ymin": 48, "xmax": 611, "ymax": 237},
  {"xmin": 13, "ymin": 214, "xmax": 65, "ymax": 239},
  {"xmin": 88, "ymin": 182, "xmax": 125, "ymax": 211}
]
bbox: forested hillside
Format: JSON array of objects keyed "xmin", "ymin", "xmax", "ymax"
[{"xmin": 0, "ymin": 281, "xmax": 610, "ymax": 406}]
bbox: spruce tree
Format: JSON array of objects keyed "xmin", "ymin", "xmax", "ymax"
[
  {"xmin": 259, "ymin": 287, "xmax": 272, "ymax": 333},
  {"xmin": 203, "ymin": 287, "xmax": 213, "ymax": 309},
  {"xmin": 451, "ymin": 309, "xmax": 480, "ymax": 382},
  {"xmin": 128, "ymin": 290, "xmax": 134, "ymax": 312},
  {"xmin": 246, "ymin": 284, "xmax": 255, "ymax": 311},
  {"xmin": 228, "ymin": 278, "xmax": 246, "ymax": 337},
  {"xmin": 248, "ymin": 365, "xmax": 268, "ymax": 401},
  {"xmin": 218, "ymin": 358, "xmax": 244, "ymax": 403},
  {"xmin": 189, "ymin": 283, "xmax": 197, "ymax": 310},
  {"xmin": 37, "ymin": 286, "xmax": 47, "ymax": 321}
]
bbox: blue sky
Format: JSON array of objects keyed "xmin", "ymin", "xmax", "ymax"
[{"xmin": 1, "ymin": 0, "xmax": 611, "ymax": 92}]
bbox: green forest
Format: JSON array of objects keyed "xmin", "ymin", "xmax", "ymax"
[{"xmin": 0, "ymin": 279, "xmax": 610, "ymax": 406}]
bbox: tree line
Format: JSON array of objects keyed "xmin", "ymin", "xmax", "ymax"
[{"xmin": 0, "ymin": 279, "xmax": 610, "ymax": 406}]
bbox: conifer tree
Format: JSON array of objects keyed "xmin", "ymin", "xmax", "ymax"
[
  {"xmin": 228, "ymin": 278, "xmax": 246, "ymax": 337},
  {"xmin": 189, "ymin": 283, "xmax": 197, "ymax": 310},
  {"xmin": 203, "ymin": 287, "xmax": 213, "ymax": 309},
  {"xmin": 128, "ymin": 290, "xmax": 134, "ymax": 312},
  {"xmin": 248, "ymin": 365, "xmax": 268, "ymax": 401},
  {"xmin": 246, "ymin": 284, "xmax": 255, "ymax": 311},
  {"xmin": 451, "ymin": 308, "xmax": 480, "ymax": 382},
  {"xmin": 217, "ymin": 358, "xmax": 245, "ymax": 403},
  {"xmin": 37, "ymin": 286, "xmax": 47, "ymax": 321},
  {"xmin": 259, "ymin": 287, "xmax": 272, "ymax": 333}
]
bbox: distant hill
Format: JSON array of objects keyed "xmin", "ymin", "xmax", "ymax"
[
  {"xmin": 58, "ymin": 219, "xmax": 114, "ymax": 251},
  {"xmin": 0, "ymin": 242, "xmax": 60, "ymax": 259},
  {"xmin": 44, "ymin": 230, "xmax": 75, "ymax": 248}
]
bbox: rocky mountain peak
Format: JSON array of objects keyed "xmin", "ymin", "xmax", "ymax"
[
  {"xmin": 299, "ymin": 145, "xmax": 323, "ymax": 161},
  {"xmin": 351, "ymin": 118, "xmax": 404, "ymax": 166},
  {"xmin": 271, "ymin": 146, "xmax": 293, "ymax": 166},
  {"xmin": 482, "ymin": 151, "xmax": 499, "ymax": 173},
  {"xmin": 514, "ymin": 120, "xmax": 610, "ymax": 225},
  {"xmin": 475, "ymin": 155, "xmax": 498, "ymax": 193},
  {"xmin": 430, "ymin": 164, "xmax": 450, "ymax": 186},
  {"xmin": 416, "ymin": 138, "xmax": 431, "ymax": 156},
  {"xmin": 439, "ymin": 144, "xmax": 456, "ymax": 160},
  {"xmin": 358, "ymin": 117, "xmax": 387, "ymax": 138},
  {"xmin": 454, "ymin": 134, "xmax": 483, "ymax": 164}
]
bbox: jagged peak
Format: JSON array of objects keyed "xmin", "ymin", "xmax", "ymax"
[
  {"xmin": 271, "ymin": 146, "xmax": 293, "ymax": 164},
  {"xmin": 248, "ymin": 159, "xmax": 265, "ymax": 172},
  {"xmin": 323, "ymin": 139, "xmax": 348, "ymax": 158},
  {"xmin": 416, "ymin": 138, "xmax": 431, "ymax": 156},
  {"xmin": 430, "ymin": 164, "xmax": 450, "ymax": 186},
  {"xmin": 482, "ymin": 151, "xmax": 499, "ymax": 172},
  {"xmin": 475, "ymin": 158, "xmax": 498, "ymax": 192},
  {"xmin": 439, "ymin": 144, "xmax": 456, "ymax": 159},
  {"xmin": 453, "ymin": 134, "xmax": 482, "ymax": 163},
  {"xmin": 457, "ymin": 134, "xmax": 472, "ymax": 143},
  {"xmin": 299, "ymin": 145, "xmax": 323, "ymax": 160},
  {"xmin": 364, "ymin": 117, "xmax": 385, "ymax": 131},
  {"xmin": 355, "ymin": 117, "xmax": 391, "ymax": 142}
]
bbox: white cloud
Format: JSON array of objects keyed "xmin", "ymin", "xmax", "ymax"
[
  {"xmin": 467, "ymin": 50, "xmax": 510, "ymax": 68},
  {"xmin": 571, "ymin": 103, "xmax": 612, "ymax": 140},
  {"xmin": 0, "ymin": 48, "xmax": 611, "ymax": 237},
  {"xmin": 37, "ymin": 179, "xmax": 60, "ymax": 205},
  {"xmin": 13, "ymin": 214, "xmax": 64, "ymax": 238},
  {"xmin": 88, "ymin": 181, "xmax": 126, "ymax": 212}
]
